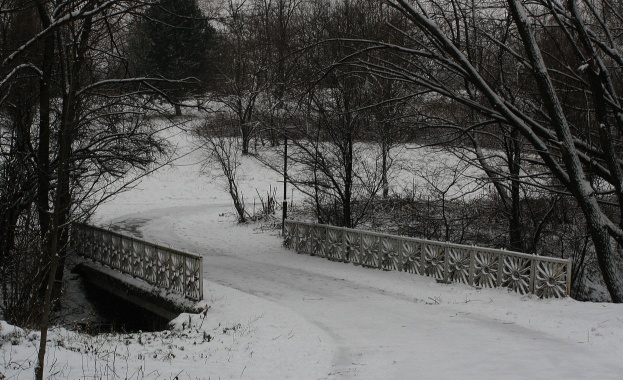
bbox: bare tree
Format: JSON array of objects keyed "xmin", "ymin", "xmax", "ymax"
[
  {"xmin": 196, "ymin": 117, "xmax": 249, "ymax": 222},
  {"xmin": 277, "ymin": 0, "xmax": 389, "ymax": 228},
  {"xmin": 250, "ymin": 0, "xmax": 305, "ymax": 147},
  {"xmin": 212, "ymin": 0, "xmax": 267, "ymax": 155}
]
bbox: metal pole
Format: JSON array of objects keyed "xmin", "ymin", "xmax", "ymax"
[{"xmin": 282, "ymin": 133, "xmax": 288, "ymax": 235}]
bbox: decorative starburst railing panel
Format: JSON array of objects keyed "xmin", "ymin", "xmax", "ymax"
[
  {"xmin": 283, "ymin": 220, "xmax": 571, "ymax": 298},
  {"xmin": 472, "ymin": 250, "xmax": 498, "ymax": 288},
  {"xmin": 344, "ymin": 230, "xmax": 361, "ymax": 262},
  {"xmin": 359, "ymin": 234, "xmax": 380, "ymax": 267},
  {"xmin": 502, "ymin": 255, "xmax": 532, "ymax": 295},
  {"xmin": 424, "ymin": 244, "xmax": 445, "ymax": 279},
  {"xmin": 312, "ymin": 226, "xmax": 327, "ymax": 258},
  {"xmin": 297, "ymin": 223, "xmax": 312, "ymax": 255},
  {"xmin": 535, "ymin": 261, "xmax": 568, "ymax": 299},
  {"xmin": 283, "ymin": 222, "xmax": 295, "ymax": 249},
  {"xmin": 380, "ymin": 237, "xmax": 399, "ymax": 271},
  {"xmin": 326, "ymin": 228, "xmax": 344, "ymax": 261},
  {"xmin": 401, "ymin": 240, "xmax": 422, "ymax": 274},
  {"xmin": 447, "ymin": 246, "xmax": 471, "ymax": 284},
  {"xmin": 72, "ymin": 223, "xmax": 203, "ymax": 301}
]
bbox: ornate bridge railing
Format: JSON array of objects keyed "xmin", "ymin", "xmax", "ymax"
[
  {"xmin": 72, "ymin": 223, "xmax": 203, "ymax": 301},
  {"xmin": 283, "ymin": 220, "xmax": 571, "ymax": 298}
]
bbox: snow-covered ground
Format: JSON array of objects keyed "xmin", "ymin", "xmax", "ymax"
[{"xmin": 2, "ymin": 127, "xmax": 622, "ymax": 379}]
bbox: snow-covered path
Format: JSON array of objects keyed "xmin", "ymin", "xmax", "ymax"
[
  {"xmin": 81, "ymin": 130, "xmax": 622, "ymax": 379},
  {"xmin": 106, "ymin": 203, "xmax": 622, "ymax": 380}
]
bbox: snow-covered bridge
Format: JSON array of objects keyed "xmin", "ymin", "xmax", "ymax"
[
  {"xmin": 71, "ymin": 223, "xmax": 203, "ymax": 320},
  {"xmin": 283, "ymin": 220, "xmax": 572, "ymax": 299},
  {"xmin": 69, "ymin": 215, "xmax": 572, "ymax": 324}
]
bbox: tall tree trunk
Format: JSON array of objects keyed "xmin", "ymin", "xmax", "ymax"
[
  {"xmin": 35, "ymin": 107, "xmax": 73, "ymax": 378},
  {"xmin": 34, "ymin": 223, "xmax": 59, "ymax": 380},
  {"xmin": 35, "ymin": 87, "xmax": 73, "ymax": 380},
  {"xmin": 242, "ymin": 129, "xmax": 250, "ymax": 155},
  {"xmin": 37, "ymin": 9, "xmax": 92, "ymax": 377},
  {"xmin": 37, "ymin": 16, "xmax": 54, "ymax": 240},
  {"xmin": 509, "ymin": 128, "xmax": 523, "ymax": 252},
  {"xmin": 343, "ymin": 134, "xmax": 354, "ymax": 228},
  {"xmin": 508, "ymin": 0, "xmax": 623, "ymax": 301},
  {"xmin": 381, "ymin": 137, "xmax": 389, "ymax": 199},
  {"xmin": 32, "ymin": 0, "xmax": 54, "ymax": 324}
]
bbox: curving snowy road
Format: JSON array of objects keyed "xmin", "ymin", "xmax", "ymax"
[
  {"xmin": 88, "ymin": 130, "xmax": 622, "ymax": 379},
  {"xmin": 106, "ymin": 203, "xmax": 623, "ymax": 380}
]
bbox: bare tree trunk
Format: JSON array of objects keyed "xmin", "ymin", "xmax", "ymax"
[
  {"xmin": 507, "ymin": 0, "xmax": 623, "ymax": 301},
  {"xmin": 241, "ymin": 124, "xmax": 251, "ymax": 155},
  {"xmin": 33, "ymin": 8, "xmax": 54, "ymax": 374},
  {"xmin": 341, "ymin": 128, "xmax": 354, "ymax": 228},
  {"xmin": 508, "ymin": 128, "xmax": 523, "ymax": 252},
  {"xmin": 35, "ymin": 111, "xmax": 72, "ymax": 379},
  {"xmin": 36, "ymin": 27, "xmax": 53, "ymax": 238},
  {"xmin": 35, "ymin": 84, "xmax": 72, "ymax": 380},
  {"xmin": 381, "ymin": 138, "xmax": 389, "ymax": 199},
  {"xmin": 34, "ymin": 229, "xmax": 58, "ymax": 380}
]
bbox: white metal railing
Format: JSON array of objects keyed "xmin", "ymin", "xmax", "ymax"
[
  {"xmin": 72, "ymin": 223, "xmax": 203, "ymax": 301},
  {"xmin": 283, "ymin": 220, "xmax": 571, "ymax": 298}
]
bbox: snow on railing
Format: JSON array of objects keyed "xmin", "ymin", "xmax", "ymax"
[
  {"xmin": 72, "ymin": 223, "xmax": 203, "ymax": 301},
  {"xmin": 283, "ymin": 220, "xmax": 571, "ymax": 298}
]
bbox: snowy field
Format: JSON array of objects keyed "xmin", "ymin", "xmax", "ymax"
[{"xmin": 2, "ymin": 127, "xmax": 623, "ymax": 379}]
